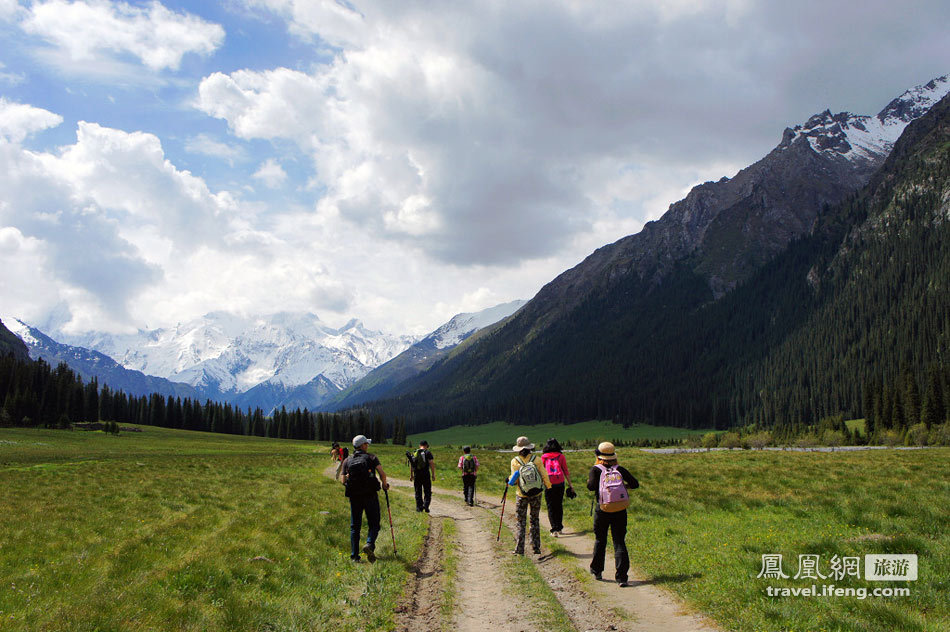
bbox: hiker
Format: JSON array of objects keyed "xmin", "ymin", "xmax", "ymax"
[
  {"xmin": 508, "ymin": 436, "xmax": 551, "ymax": 555},
  {"xmin": 541, "ymin": 438, "xmax": 575, "ymax": 536},
  {"xmin": 457, "ymin": 445, "xmax": 479, "ymax": 506},
  {"xmin": 586, "ymin": 442, "xmax": 639, "ymax": 586},
  {"xmin": 409, "ymin": 440, "xmax": 435, "ymax": 513},
  {"xmin": 341, "ymin": 434, "xmax": 390, "ymax": 563},
  {"xmin": 331, "ymin": 442, "xmax": 344, "ymax": 479}
]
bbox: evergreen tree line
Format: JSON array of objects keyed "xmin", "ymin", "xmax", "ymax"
[{"xmin": 0, "ymin": 353, "xmax": 412, "ymax": 444}]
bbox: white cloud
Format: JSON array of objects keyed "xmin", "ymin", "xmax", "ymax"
[
  {"xmin": 0, "ymin": 98, "xmax": 63, "ymax": 142},
  {"xmin": 0, "ymin": 61, "xmax": 25, "ymax": 85},
  {"xmin": 252, "ymin": 158, "xmax": 287, "ymax": 188},
  {"xmin": 184, "ymin": 133, "xmax": 246, "ymax": 163},
  {"xmin": 22, "ymin": 0, "xmax": 224, "ymax": 72}
]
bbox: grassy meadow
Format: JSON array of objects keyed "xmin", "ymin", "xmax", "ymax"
[
  {"xmin": 407, "ymin": 419, "xmax": 711, "ymax": 447},
  {"xmin": 460, "ymin": 445, "xmax": 950, "ymax": 632},
  {"xmin": 0, "ymin": 426, "xmax": 430, "ymax": 632},
  {"xmin": 3, "ymin": 425, "xmax": 947, "ymax": 631}
]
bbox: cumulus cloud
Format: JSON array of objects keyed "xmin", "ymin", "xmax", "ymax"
[
  {"xmin": 0, "ymin": 113, "xmax": 244, "ymax": 331},
  {"xmin": 0, "ymin": 98, "xmax": 63, "ymax": 142},
  {"xmin": 22, "ymin": 0, "xmax": 224, "ymax": 72},
  {"xmin": 252, "ymin": 158, "xmax": 287, "ymax": 189},
  {"xmin": 202, "ymin": 0, "xmax": 872, "ymax": 267}
]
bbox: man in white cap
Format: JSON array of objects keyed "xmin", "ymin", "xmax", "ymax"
[
  {"xmin": 341, "ymin": 434, "xmax": 390, "ymax": 562},
  {"xmin": 508, "ymin": 436, "xmax": 551, "ymax": 555}
]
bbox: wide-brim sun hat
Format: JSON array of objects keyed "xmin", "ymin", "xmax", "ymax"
[
  {"xmin": 595, "ymin": 441, "xmax": 618, "ymax": 461},
  {"xmin": 512, "ymin": 436, "xmax": 535, "ymax": 451},
  {"xmin": 353, "ymin": 434, "xmax": 372, "ymax": 448}
]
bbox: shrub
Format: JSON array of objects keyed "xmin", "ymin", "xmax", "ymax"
[
  {"xmin": 821, "ymin": 430, "xmax": 845, "ymax": 448},
  {"xmin": 701, "ymin": 432, "xmax": 719, "ymax": 450},
  {"xmin": 794, "ymin": 434, "xmax": 818, "ymax": 448},
  {"xmin": 928, "ymin": 423, "xmax": 950, "ymax": 446},
  {"xmin": 719, "ymin": 432, "xmax": 742, "ymax": 449},
  {"xmin": 905, "ymin": 423, "xmax": 929, "ymax": 446},
  {"xmin": 746, "ymin": 431, "xmax": 773, "ymax": 449}
]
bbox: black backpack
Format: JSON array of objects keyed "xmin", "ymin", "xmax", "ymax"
[
  {"xmin": 345, "ymin": 451, "xmax": 380, "ymax": 497},
  {"xmin": 413, "ymin": 449, "xmax": 429, "ymax": 471}
]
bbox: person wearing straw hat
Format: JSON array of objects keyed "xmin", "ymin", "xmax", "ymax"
[
  {"xmin": 586, "ymin": 441, "xmax": 639, "ymax": 586},
  {"xmin": 341, "ymin": 434, "xmax": 390, "ymax": 563},
  {"xmin": 508, "ymin": 436, "xmax": 551, "ymax": 556}
]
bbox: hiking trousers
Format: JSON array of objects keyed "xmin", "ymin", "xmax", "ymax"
[
  {"xmin": 514, "ymin": 494, "xmax": 542, "ymax": 554},
  {"xmin": 591, "ymin": 509, "xmax": 630, "ymax": 583},
  {"xmin": 545, "ymin": 482, "xmax": 565, "ymax": 532},
  {"xmin": 349, "ymin": 493, "xmax": 381, "ymax": 560},
  {"xmin": 462, "ymin": 474, "xmax": 476, "ymax": 505},
  {"xmin": 413, "ymin": 474, "xmax": 432, "ymax": 511}
]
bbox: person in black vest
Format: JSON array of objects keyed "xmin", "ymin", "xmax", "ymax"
[
  {"xmin": 409, "ymin": 439, "xmax": 435, "ymax": 512},
  {"xmin": 586, "ymin": 442, "xmax": 638, "ymax": 586},
  {"xmin": 341, "ymin": 434, "xmax": 389, "ymax": 562}
]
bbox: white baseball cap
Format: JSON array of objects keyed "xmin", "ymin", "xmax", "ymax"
[{"xmin": 353, "ymin": 435, "xmax": 371, "ymax": 448}]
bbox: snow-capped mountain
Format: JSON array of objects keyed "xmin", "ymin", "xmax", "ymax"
[
  {"xmin": 53, "ymin": 311, "xmax": 419, "ymax": 397},
  {"xmin": 781, "ymin": 75, "xmax": 950, "ymax": 166},
  {"xmin": 423, "ymin": 300, "xmax": 528, "ymax": 349},
  {"xmin": 325, "ymin": 300, "xmax": 527, "ymax": 410}
]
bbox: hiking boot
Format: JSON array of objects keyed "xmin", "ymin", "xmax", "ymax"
[
  {"xmin": 552, "ymin": 531, "xmax": 559, "ymax": 538},
  {"xmin": 533, "ymin": 549, "xmax": 542, "ymax": 556},
  {"xmin": 350, "ymin": 556, "xmax": 361, "ymax": 563},
  {"xmin": 424, "ymin": 508, "xmax": 430, "ymax": 513},
  {"xmin": 618, "ymin": 581, "xmax": 631, "ymax": 587},
  {"xmin": 590, "ymin": 569, "xmax": 602, "ymax": 580},
  {"xmin": 512, "ymin": 549, "xmax": 524, "ymax": 556},
  {"xmin": 362, "ymin": 545, "xmax": 376, "ymax": 563}
]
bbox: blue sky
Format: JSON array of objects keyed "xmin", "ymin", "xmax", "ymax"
[{"xmin": 1, "ymin": 0, "xmax": 948, "ymax": 336}]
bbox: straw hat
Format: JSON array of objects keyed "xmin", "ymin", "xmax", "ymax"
[
  {"xmin": 512, "ymin": 436, "xmax": 535, "ymax": 451},
  {"xmin": 595, "ymin": 441, "xmax": 618, "ymax": 461}
]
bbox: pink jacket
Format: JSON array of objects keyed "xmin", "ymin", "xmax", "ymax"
[{"xmin": 541, "ymin": 451, "xmax": 569, "ymax": 485}]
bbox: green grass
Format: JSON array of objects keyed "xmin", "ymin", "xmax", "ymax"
[
  {"xmin": 0, "ymin": 426, "xmax": 429, "ymax": 632},
  {"xmin": 461, "ymin": 446, "xmax": 950, "ymax": 632},
  {"xmin": 407, "ymin": 419, "xmax": 711, "ymax": 448},
  {"xmin": 846, "ymin": 418, "xmax": 867, "ymax": 436}
]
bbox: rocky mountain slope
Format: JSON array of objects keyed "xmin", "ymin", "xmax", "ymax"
[{"xmin": 361, "ymin": 76, "xmax": 950, "ymax": 430}]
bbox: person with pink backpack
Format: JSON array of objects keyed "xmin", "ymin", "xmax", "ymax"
[
  {"xmin": 541, "ymin": 438, "xmax": 575, "ymax": 536},
  {"xmin": 585, "ymin": 442, "xmax": 639, "ymax": 586}
]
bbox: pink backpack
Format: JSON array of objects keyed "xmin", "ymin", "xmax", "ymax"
[
  {"xmin": 544, "ymin": 454, "xmax": 564, "ymax": 483},
  {"xmin": 596, "ymin": 464, "xmax": 630, "ymax": 512}
]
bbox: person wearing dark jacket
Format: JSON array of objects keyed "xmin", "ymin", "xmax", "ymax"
[
  {"xmin": 341, "ymin": 434, "xmax": 389, "ymax": 562},
  {"xmin": 409, "ymin": 440, "xmax": 435, "ymax": 512},
  {"xmin": 586, "ymin": 441, "xmax": 638, "ymax": 586}
]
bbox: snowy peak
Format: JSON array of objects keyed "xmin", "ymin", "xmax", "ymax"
[
  {"xmin": 52, "ymin": 311, "xmax": 419, "ymax": 394},
  {"xmin": 424, "ymin": 300, "xmax": 528, "ymax": 350},
  {"xmin": 877, "ymin": 75, "xmax": 950, "ymax": 123},
  {"xmin": 781, "ymin": 74, "xmax": 950, "ymax": 165}
]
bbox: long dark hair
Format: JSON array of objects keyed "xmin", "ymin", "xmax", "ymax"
[{"xmin": 542, "ymin": 438, "xmax": 562, "ymax": 453}]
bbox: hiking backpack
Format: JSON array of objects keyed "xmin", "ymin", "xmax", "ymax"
[
  {"xmin": 462, "ymin": 454, "xmax": 476, "ymax": 474},
  {"xmin": 345, "ymin": 451, "xmax": 380, "ymax": 496},
  {"xmin": 341, "ymin": 447, "xmax": 349, "ymax": 460},
  {"xmin": 413, "ymin": 449, "xmax": 429, "ymax": 471},
  {"xmin": 595, "ymin": 464, "xmax": 630, "ymax": 512},
  {"xmin": 515, "ymin": 455, "xmax": 544, "ymax": 496},
  {"xmin": 544, "ymin": 455, "xmax": 562, "ymax": 479}
]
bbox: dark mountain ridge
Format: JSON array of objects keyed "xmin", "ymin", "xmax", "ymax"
[{"xmin": 361, "ymin": 82, "xmax": 950, "ymax": 433}]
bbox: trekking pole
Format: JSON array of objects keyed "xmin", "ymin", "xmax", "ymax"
[
  {"xmin": 384, "ymin": 488, "xmax": 397, "ymax": 555},
  {"xmin": 589, "ymin": 494, "xmax": 595, "ymax": 517},
  {"xmin": 496, "ymin": 483, "xmax": 509, "ymax": 541}
]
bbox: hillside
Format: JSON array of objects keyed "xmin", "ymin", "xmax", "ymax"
[{"xmin": 364, "ymin": 88, "xmax": 950, "ymax": 433}]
